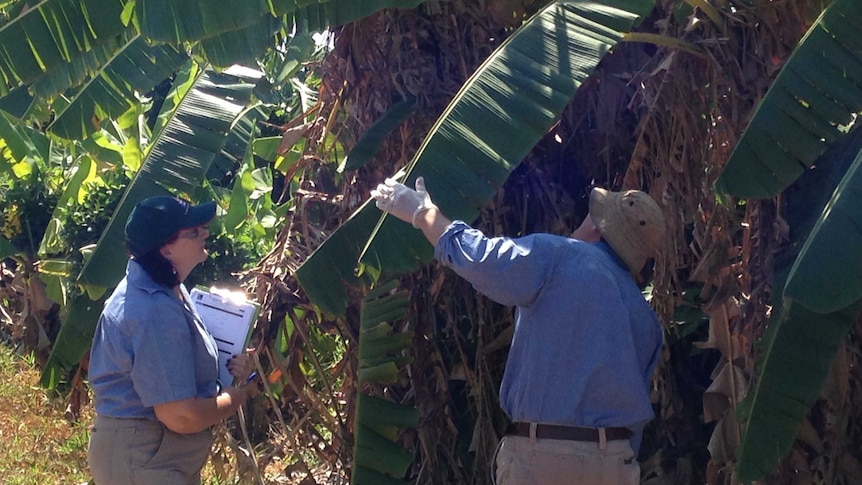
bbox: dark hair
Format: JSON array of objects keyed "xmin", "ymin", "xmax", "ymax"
[{"xmin": 127, "ymin": 235, "xmax": 180, "ymax": 288}]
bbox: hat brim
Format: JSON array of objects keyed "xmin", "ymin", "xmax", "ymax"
[
  {"xmin": 181, "ymin": 201, "xmax": 217, "ymax": 229},
  {"xmin": 588, "ymin": 187, "xmax": 613, "ymax": 231}
]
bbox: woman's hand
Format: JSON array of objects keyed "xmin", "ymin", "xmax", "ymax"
[{"xmin": 227, "ymin": 349, "xmax": 256, "ymax": 384}]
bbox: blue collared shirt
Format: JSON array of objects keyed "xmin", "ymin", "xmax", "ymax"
[
  {"xmin": 435, "ymin": 221, "xmax": 663, "ymax": 450},
  {"xmin": 89, "ymin": 260, "xmax": 220, "ymax": 420}
]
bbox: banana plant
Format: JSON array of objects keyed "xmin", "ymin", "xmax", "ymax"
[
  {"xmin": 47, "ymin": 36, "xmax": 189, "ymax": 141},
  {"xmin": 712, "ymin": 0, "xmax": 862, "ymax": 479},
  {"xmin": 134, "ymin": 0, "xmax": 430, "ymax": 69},
  {"xmin": 714, "ymin": 0, "xmax": 862, "ymax": 199},
  {"xmin": 294, "ymin": 0, "xmax": 657, "ymax": 316},
  {"xmin": 0, "ymin": 0, "xmax": 434, "ymax": 143},
  {"xmin": 197, "ymin": 15, "xmax": 285, "ymax": 68},
  {"xmin": 735, "ymin": 125, "xmax": 862, "ymax": 482}
]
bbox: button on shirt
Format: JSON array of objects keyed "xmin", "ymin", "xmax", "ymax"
[
  {"xmin": 435, "ymin": 221, "xmax": 663, "ymax": 450},
  {"xmin": 89, "ymin": 260, "xmax": 220, "ymax": 420}
]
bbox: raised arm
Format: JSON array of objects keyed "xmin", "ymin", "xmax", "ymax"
[{"xmin": 371, "ymin": 176, "xmax": 559, "ymax": 306}]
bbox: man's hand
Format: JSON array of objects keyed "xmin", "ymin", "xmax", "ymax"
[{"xmin": 371, "ymin": 176, "xmax": 437, "ymax": 227}]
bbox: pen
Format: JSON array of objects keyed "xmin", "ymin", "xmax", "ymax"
[{"xmin": 242, "ymin": 371, "xmax": 258, "ymax": 386}]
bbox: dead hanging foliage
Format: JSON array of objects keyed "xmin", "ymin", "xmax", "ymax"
[
  {"xmin": 627, "ymin": 0, "xmax": 860, "ymax": 483},
  {"xmin": 237, "ymin": 2, "xmax": 523, "ymax": 483},
  {"xmin": 0, "ymin": 259, "xmax": 57, "ymax": 367}
]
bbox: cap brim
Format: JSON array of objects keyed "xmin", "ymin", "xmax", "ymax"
[{"xmin": 182, "ymin": 201, "xmax": 217, "ymax": 229}]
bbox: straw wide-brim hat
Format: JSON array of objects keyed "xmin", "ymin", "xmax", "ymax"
[{"xmin": 589, "ymin": 188, "xmax": 666, "ymax": 274}]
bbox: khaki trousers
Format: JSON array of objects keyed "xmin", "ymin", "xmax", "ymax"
[
  {"xmin": 494, "ymin": 434, "xmax": 640, "ymax": 485},
  {"xmin": 88, "ymin": 415, "xmax": 213, "ymax": 485}
]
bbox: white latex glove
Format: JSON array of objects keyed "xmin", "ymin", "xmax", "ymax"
[{"xmin": 371, "ymin": 176, "xmax": 437, "ymax": 227}]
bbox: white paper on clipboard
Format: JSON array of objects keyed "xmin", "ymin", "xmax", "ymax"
[{"xmin": 190, "ymin": 287, "xmax": 259, "ymax": 387}]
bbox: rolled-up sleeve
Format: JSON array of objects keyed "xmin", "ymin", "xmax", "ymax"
[{"xmin": 434, "ymin": 221, "xmax": 555, "ymax": 306}]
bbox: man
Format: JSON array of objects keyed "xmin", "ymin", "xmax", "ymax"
[{"xmin": 371, "ymin": 176, "xmax": 665, "ymax": 484}]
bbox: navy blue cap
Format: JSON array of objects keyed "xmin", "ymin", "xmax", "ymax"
[{"xmin": 124, "ymin": 196, "xmax": 216, "ymax": 258}]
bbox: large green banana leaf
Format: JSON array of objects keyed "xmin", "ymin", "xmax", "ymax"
[
  {"xmin": 714, "ymin": 0, "xmax": 862, "ymax": 199},
  {"xmin": 784, "ymin": 128, "xmax": 862, "ymax": 314},
  {"xmin": 737, "ymin": 297, "xmax": 860, "ymax": 482},
  {"xmin": 137, "ymin": 0, "xmax": 429, "ymax": 44},
  {"xmin": 287, "ymin": 0, "xmax": 427, "ymax": 32},
  {"xmin": 29, "ymin": 29, "xmax": 133, "ymax": 101},
  {"xmin": 198, "ymin": 15, "xmax": 285, "ymax": 68},
  {"xmin": 352, "ymin": 279, "xmax": 417, "ymax": 484},
  {"xmin": 0, "ymin": 0, "xmax": 127, "ymax": 95},
  {"xmin": 0, "ymin": 0, "xmax": 428, "ymax": 135},
  {"xmin": 78, "ymin": 64, "xmax": 262, "ymax": 289},
  {"xmin": 193, "ymin": 0, "xmax": 429, "ymax": 66},
  {"xmin": 294, "ymin": 0, "xmax": 656, "ymax": 317},
  {"xmin": 135, "ymin": 0, "xmax": 268, "ymax": 44},
  {"xmin": 0, "ymin": 110, "xmax": 50, "ymax": 169},
  {"xmin": 40, "ymin": 64, "xmax": 262, "ymax": 387},
  {"xmin": 0, "ymin": 236, "xmax": 19, "ymax": 259},
  {"xmin": 48, "ymin": 36, "xmax": 189, "ymax": 140},
  {"xmin": 735, "ymin": 125, "xmax": 862, "ymax": 481},
  {"xmin": 40, "ymin": 293, "xmax": 108, "ymax": 388}
]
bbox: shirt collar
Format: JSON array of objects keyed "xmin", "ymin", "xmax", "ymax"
[
  {"xmin": 126, "ymin": 259, "xmax": 171, "ymax": 295},
  {"xmin": 596, "ymin": 240, "xmax": 629, "ymax": 272}
]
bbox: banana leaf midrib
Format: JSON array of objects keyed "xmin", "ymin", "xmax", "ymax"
[{"xmin": 295, "ymin": 0, "xmax": 655, "ymax": 317}]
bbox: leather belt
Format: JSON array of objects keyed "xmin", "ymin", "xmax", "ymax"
[{"xmin": 506, "ymin": 422, "xmax": 631, "ymax": 442}]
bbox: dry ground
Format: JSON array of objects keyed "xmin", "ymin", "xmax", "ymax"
[{"xmin": 0, "ymin": 344, "xmax": 92, "ymax": 484}]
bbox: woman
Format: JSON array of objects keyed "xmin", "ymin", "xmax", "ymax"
[{"xmin": 88, "ymin": 195, "xmax": 255, "ymax": 484}]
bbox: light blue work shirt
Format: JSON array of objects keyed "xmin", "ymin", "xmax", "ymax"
[
  {"xmin": 89, "ymin": 260, "xmax": 220, "ymax": 420},
  {"xmin": 435, "ymin": 221, "xmax": 663, "ymax": 450}
]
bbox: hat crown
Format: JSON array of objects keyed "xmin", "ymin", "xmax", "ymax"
[
  {"xmin": 589, "ymin": 188, "xmax": 665, "ymax": 273},
  {"xmin": 618, "ymin": 190, "xmax": 664, "ymax": 250}
]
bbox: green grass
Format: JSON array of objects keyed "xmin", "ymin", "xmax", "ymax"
[{"xmin": 0, "ymin": 344, "xmax": 92, "ymax": 485}]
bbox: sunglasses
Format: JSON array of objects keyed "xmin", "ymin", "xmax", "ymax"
[{"xmin": 178, "ymin": 226, "xmax": 207, "ymax": 239}]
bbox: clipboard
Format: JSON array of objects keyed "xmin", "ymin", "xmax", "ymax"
[{"xmin": 190, "ymin": 286, "xmax": 259, "ymax": 387}]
